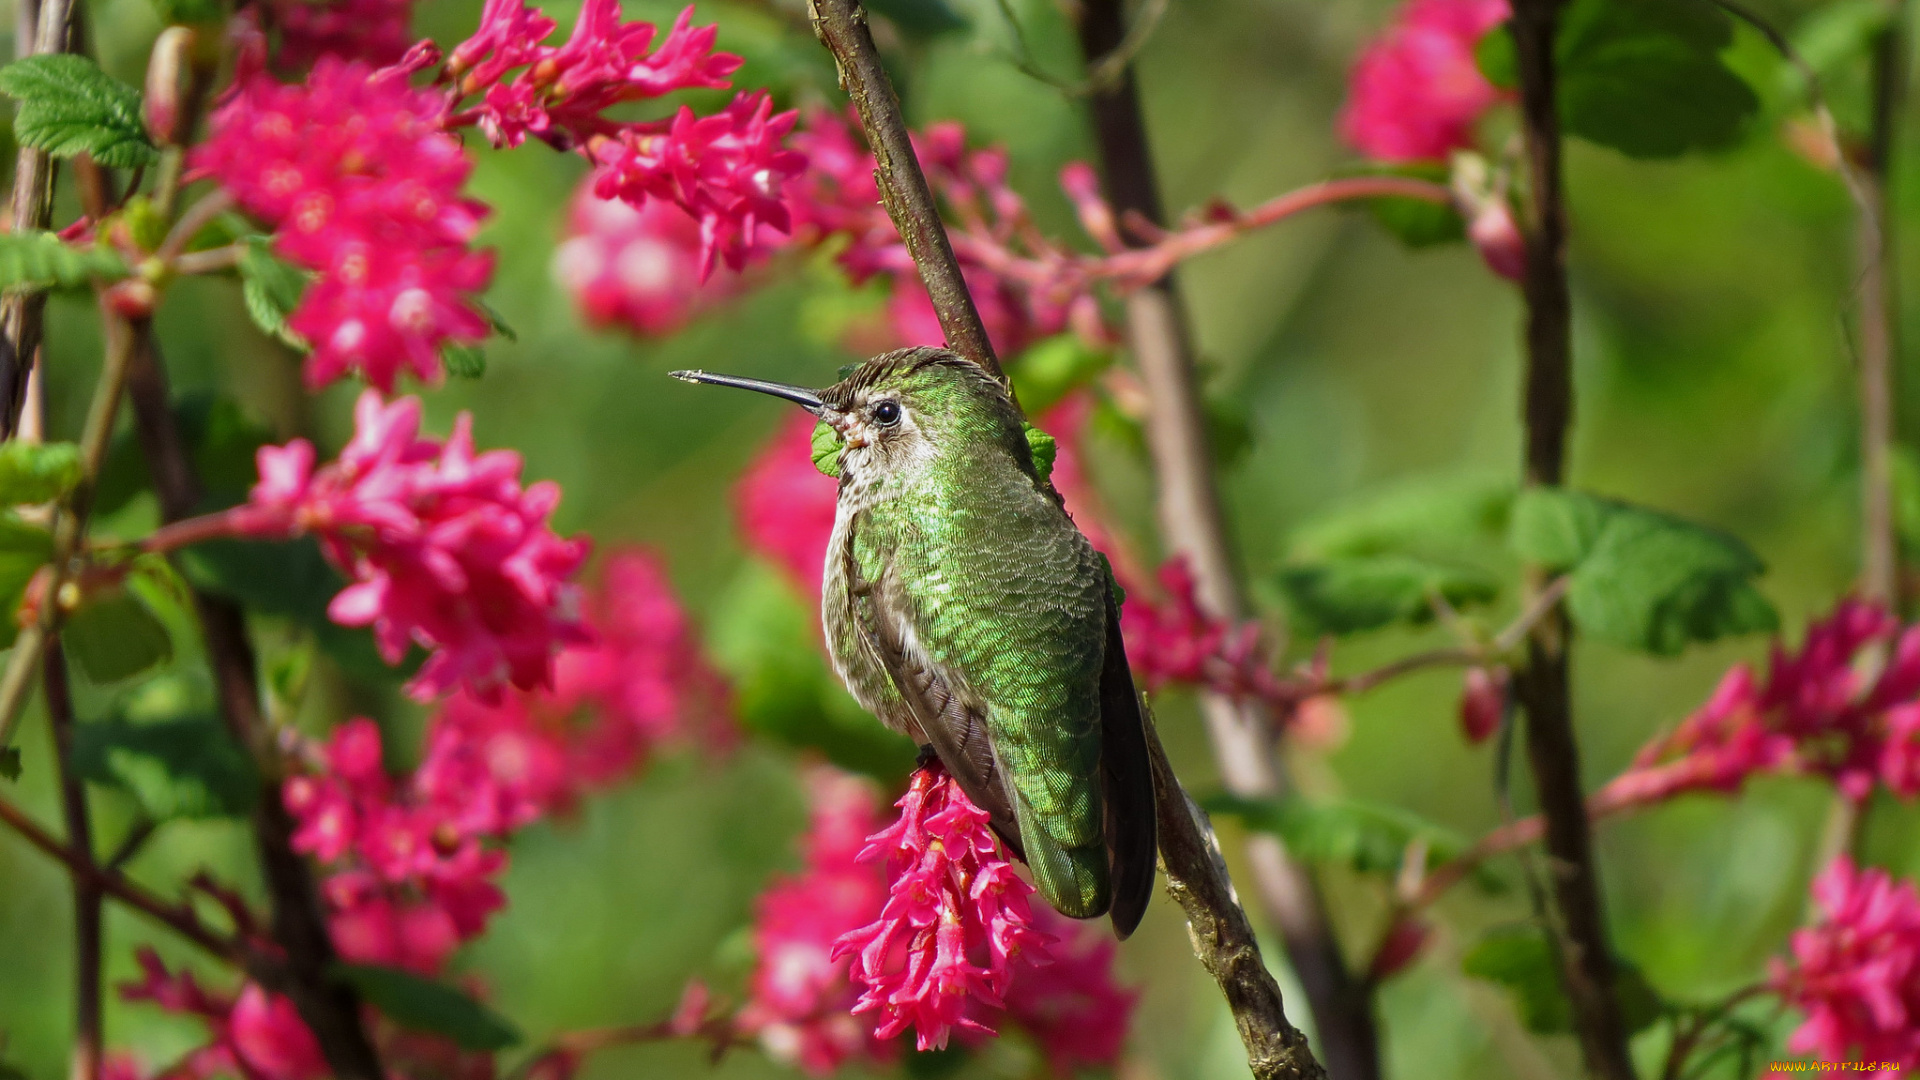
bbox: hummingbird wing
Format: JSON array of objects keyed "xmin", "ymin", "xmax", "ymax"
[{"xmin": 1098, "ymin": 588, "xmax": 1158, "ymax": 939}]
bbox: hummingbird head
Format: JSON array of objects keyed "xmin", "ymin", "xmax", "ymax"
[{"xmin": 672, "ymin": 347, "xmax": 1027, "ymax": 482}]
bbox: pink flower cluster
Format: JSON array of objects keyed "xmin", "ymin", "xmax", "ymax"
[
  {"xmin": 195, "ymin": 58, "xmax": 494, "ymax": 392},
  {"xmin": 120, "ymin": 952, "xmax": 327, "ymax": 1080},
  {"xmin": 1770, "ymin": 858, "xmax": 1920, "ymax": 1074},
  {"xmin": 1119, "ymin": 557, "xmax": 1290, "ymax": 706},
  {"xmin": 447, "ymin": 0, "xmax": 804, "ymax": 274},
  {"xmin": 832, "ymin": 761, "xmax": 1054, "ymax": 1051},
  {"xmin": 1602, "ymin": 600, "xmax": 1920, "ymax": 809},
  {"xmin": 235, "ymin": 390, "xmax": 590, "ymax": 702},
  {"xmin": 738, "ymin": 767, "xmax": 896, "ymax": 1074},
  {"xmin": 740, "ymin": 764, "xmax": 1135, "ymax": 1071},
  {"xmin": 1339, "ymin": 0, "xmax": 1511, "ymax": 163},
  {"xmin": 553, "ymin": 181, "xmax": 770, "ymax": 337},
  {"xmin": 264, "ymin": 0, "xmax": 418, "ymax": 70}
]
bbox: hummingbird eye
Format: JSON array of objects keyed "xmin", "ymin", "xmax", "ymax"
[{"xmin": 871, "ymin": 400, "xmax": 902, "ymax": 426}]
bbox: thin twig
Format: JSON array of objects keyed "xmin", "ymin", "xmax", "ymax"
[
  {"xmin": 44, "ymin": 640, "xmax": 101, "ymax": 1080},
  {"xmin": 0, "ymin": 0, "xmax": 77, "ymax": 437},
  {"xmin": 0, "ymin": 791, "xmax": 244, "ymax": 962},
  {"xmin": 156, "ymin": 190, "xmax": 236, "ymax": 265},
  {"xmin": 807, "ymin": 0, "xmax": 1002, "ymax": 378},
  {"xmin": 1508, "ymin": 0, "xmax": 1634, "ymax": 1075}
]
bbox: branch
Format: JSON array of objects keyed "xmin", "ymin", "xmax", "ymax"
[
  {"xmin": 807, "ymin": 2, "xmax": 1326, "ymax": 1074},
  {"xmin": 1508, "ymin": 6, "xmax": 1632, "ymax": 1072},
  {"xmin": 0, "ymin": 790, "xmax": 244, "ymax": 962},
  {"xmin": 807, "ymin": 0, "xmax": 1001, "ymax": 378},
  {"xmin": 0, "ymin": 0, "xmax": 77, "ymax": 437},
  {"xmin": 44, "ymin": 639, "xmax": 102, "ymax": 1080},
  {"xmin": 125, "ymin": 334, "xmax": 387, "ymax": 1080},
  {"xmin": 1074, "ymin": 0, "xmax": 1378, "ymax": 1074}
]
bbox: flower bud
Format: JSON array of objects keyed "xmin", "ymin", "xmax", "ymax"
[
  {"xmin": 1367, "ymin": 916, "xmax": 1432, "ymax": 981},
  {"xmin": 1459, "ymin": 665, "xmax": 1508, "ymax": 745},
  {"xmin": 105, "ymin": 279, "xmax": 158, "ymax": 320},
  {"xmin": 1468, "ymin": 200, "xmax": 1526, "ymax": 282},
  {"xmin": 144, "ymin": 27, "xmax": 194, "ymax": 146}
]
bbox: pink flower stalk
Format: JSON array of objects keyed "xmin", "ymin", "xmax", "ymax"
[
  {"xmin": 1769, "ymin": 858, "xmax": 1920, "ymax": 1073},
  {"xmin": 735, "ymin": 412, "xmax": 840, "ymax": 600},
  {"xmin": 195, "ymin": 58, "xmax": 494, "ymax": 391},
  {"xmin": 266, "ymin": 0, "xmax": 417, "ymax": 69},
  {"xmin": 1119, "ymin": 557, "xmax": 1290, "ymax": 707},
  {"xmin": 237, "ymin": 390, "xmax": 590, "ymax": 702},
  {"xmin": 446, "ymin": 0, "xmax": 804, "ymax": 274},
  {"xmin": 978, "ymin": 907, "xmax": 1135, "ymax": 1075},
  {"xmin": 739, "ymin": 766, "xmax": 897, "ymax": 1075},
  {"xmin": 832, "ymin": 761, "xmax": 1055, "ymax": 1051},
  {"xmin": 554, "ymin": 171, "xmax": 774, "ymax": 335},
  {"xmin": 1604, "ymin": 599, "xmax": 1920, "ymax": 809},
  {"xmin": 1339, "ymin": 0, "xmax": 1511, "ymax": 163},
  {"xmin": 120, "ymin": 951, "xmax": 327, "ymax": 1080}
]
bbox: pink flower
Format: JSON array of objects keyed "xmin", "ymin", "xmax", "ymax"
[
  {"xmin": 739, "ymin": 766, "xmax": 896, "ymax": 1075},
  {"xmin": 1604, "ymin": 600, "xmax": 1920, "ymax": 809},
  {"xmin": 266, "ymin": 0, "xmax": 417, "ymax": 69},
  {"xmin": 195, "ymin": 58, "xmax": 493, "ymax": 391},
  {"xmin": 230, "ymin": 985, "xmax": 330, "ymax": 1080},
  {"xmin": 120, "ymin": 952, "xmax": 325, "ymax": 1080},
  {"xmin": 239, "ymin": 390, "xmax": 590, "ymax": 702},
  {"xmin": 1769, "ymin": 858, "xmax": 1920, "ymax": 1073},
  {"xmin": 735, "ymin": 412, "xmax": 839, "ymax": 600},
  {"xmin": 1339, "ymin": 0, "xmax": 1511, "ymax": 163},
  {"xmin": 554, "ymin": 177, "xmax": 773, "ymax": 335},
  {"xmin": 832, "ymin": 761, "xmax": 1055, "ymax": 1051},
  {"xmin": 1119, "ymin": 557, "xmax": 1289, "ymax": 707}
]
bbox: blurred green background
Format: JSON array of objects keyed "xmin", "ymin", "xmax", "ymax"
[{"xmin": 2, "ymin": 0, "xmax": 1916, "ymax": 1077}]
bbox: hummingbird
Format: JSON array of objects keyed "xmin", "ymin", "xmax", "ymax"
[{"xmin": 673, "ymin": 347, "xmax": 1157, "ymax": 938}]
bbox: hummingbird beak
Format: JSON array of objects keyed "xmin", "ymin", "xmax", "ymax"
[{"xmin": 669, "ymin": 370, "xmax": 824, "ymax": 414}]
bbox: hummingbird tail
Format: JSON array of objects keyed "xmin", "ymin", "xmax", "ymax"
[
  {"xmin": 1100, "ymin": 593, "xmax": 1159, "ymax": 939},
  {"xmin": 1020, "ymin": 818, "xmax": 1112, "ymax": 921}
]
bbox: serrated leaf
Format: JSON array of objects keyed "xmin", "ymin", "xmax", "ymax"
[
  {"xmin": 333, "ymin": 964, "xmax": 521, "ymax": 1050},
  {"xmin": 1008, "ymin": 334, "xmax": 1112, "ymax": 414},
  {"xmin": 238, "ymin": 238, "xmax": 310, "ymax": 350},
  {"xmin": 0, "ymin": 441, "xmax": 80, "ymax": 505},
  {"xmin": 442, "ymin": 344, "xmax": 486, "ymax": 379},
  {"xmin": 1271, "ymin": 555, "xmax": 1498, "ymax": 637},
  {"xmin": 1023, "ymin": 423, "xmax": 1057, "ymax": 486},
  {"xmin": 0, "ymin": 230, "xmax": 129, "ymax": 292},
  {"xmin": 1556, "ymin": 0, "xmax": 1759, "ymax": 158},
  {"xmin": 1209, "ymin": 792, "xmax": 1503, "ymax": 892},
  {"xmin": 1342, "ymin": 161, "xmax": 1466, "ymax": 249},
  {"xmin": 0, "ymin": 55, "xmax": 157, "ymax": 168},
  {"xmin": 1510, "ymin": 489, "xmax": 1777, "ymax": 655},
  {"xmin": 0, "ymin": 513, "xmax": 51, "ymax": 649},
  {"xmin": 1463, "ymin": 926, "xmax": 1664, "ymax": 1036},
  {"xmin": 64, "ymin": 589, "xmax": 173, "ymax": 683},
  {"xmin": 69, "ymin": 713, "xmax": 256, "ymax": 819}
]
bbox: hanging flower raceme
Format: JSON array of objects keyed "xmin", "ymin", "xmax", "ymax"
[
  {"xmin": 1602, "ymin": 599, "xmax": 1920, "ymax": 809},
  {"xmin": 977, "ymin": 907, "xmax": 1137, "ymax": 1075},
  {"xmin": 446, "ymin": 0, "xmax": 805, "ymax": 274},
  {"xmin": 1339, "ymin": 0, "xmax": 1511, "ymax": 163},
  {"xmin": 832, "ymin": 761, "xmax": 1055, "ymax": 1051},
  {"xmin": 739, "ymin": 767, "xmax": 897, "ymax": 1075},
  {"xmin": 195, "ymin": 57, "xmax": 495, "ymax": 392},
  {"xmin": 226, "ymin": 390, "xmax": 590, "ymax": 702},
  {"xmin": 1119, "ymin": 557, "xmax": 1292, "ymax": 709},
  {"xmin": 1769, "ymin": 858, "xmax": 1920, "ymax": 1073}
]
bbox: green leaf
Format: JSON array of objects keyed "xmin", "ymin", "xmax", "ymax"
[
  {"xmin": 333, "ymin": 964, "xmax": 521, "ymax": 1050},
  {"xmin": 64, "ymin": 589, "xmax": 173, "ymax": 683},
  {"xmin": 1462, "ymin": 926, "xmax": 1664, "ymax": 1036},
  {"xmin": 862, "ymin": 0, "xmax": 967, "ymax": 36},
  {"xmin": 707, "ymin": 561, "xmax": 918, "ymax": 781},
  {"xmin": 0, "ymin": 747, "xmax": 19, "ymax": 780},
  {"xmin": 1555, "ymin": 0, "xmax": 1759, "ymax": 158},
  {"xmin": 1792, "ymin": 0, "xmax": 1891, "ymax": 76},
  {"xmin": 1477, "ymin": 20, "xmax": 1518, "ymax": 89},
  {"xmin": 1024, "ymin": 423, "xmax": 1057, "ymax": 487},
  {"xmin": 0, "ymin": 55, "xmax": 157, "ymax": 168},
  {"xmin": 1510, "ymin": 489, "xmax": 1778, "ymax": 655},
  {"xmin": 1008, "ymin": 335, "xmax": 1112, "ymax": 414},
  {"xmin": 1271, "ymin": 555, "xmax": 1498, "ymax": 637},
  {"xmin": 1342, "ymin": 161, "xmax": 1465, "ymax": 249},
  {"xmin": 811, "ymin": 419, "xmax": 844, "ymax": 480},
  {"xmin": 0, "ymin": 441, "xmax": 80, "ymax": 505},
  {"xmin": 442, "ymin": 344, "xmax": 486, "ymax": 379},
  {"xmin": 0, "ymin": 513, "xmax": 52, "ymax": 649},
  {"xmin": 1290, "ymin": 474, "xmax": 1516, "ymax": 560},
  {"xmin": 69, "ymin": 713, "xmax": 256, "ymax": 819},
  {"xmin": 151, "ymin": 0, "xmax": 226, "ymax": 25},
  {"xmin": 1210, "ymin": 793, "xmax": 1503, "ymax": 892},
  {"xmin": 476, "ymin": 298, "xmax": 517, "ymax": 342},
  {"xmin": 0, "ymin": 230, "xmax": 129, "ymax": 292},
  {"xmin": 238, "ymin": 238, "xmax": 311, "ymax": 350}
]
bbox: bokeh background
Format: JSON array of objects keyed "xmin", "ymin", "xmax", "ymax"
[{"xmin": 0, "ymin": 0, "xmax": 1911, "ymax": 1076}]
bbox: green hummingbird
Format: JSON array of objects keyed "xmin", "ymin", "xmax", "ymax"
[{"xmin": 673, "ymin": 347, "xmax": 1157, "ymax": 938}]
